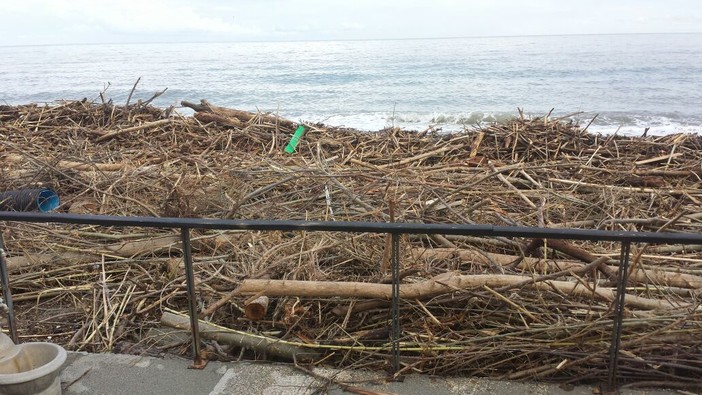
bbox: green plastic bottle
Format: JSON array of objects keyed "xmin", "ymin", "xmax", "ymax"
[{"xmin": 284, "ymin": 125, "xmax": 306, "ymax": 153}]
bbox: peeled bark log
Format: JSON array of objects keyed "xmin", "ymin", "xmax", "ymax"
[
  {"xmin": 235, "ymin": 272, "xmax": 686, "ymax": 310},
  {"xmin": 7, "ymin": 235, "xmax": 181, "ymax": 271},
  {"xmin": 411, "ymin": 248, "xmax": 702, "ymax": 289}
]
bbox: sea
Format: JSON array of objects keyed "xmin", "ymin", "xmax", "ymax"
[{"xmin": 1, "ymin": 34, "xmax": 701, "ymax": 135}]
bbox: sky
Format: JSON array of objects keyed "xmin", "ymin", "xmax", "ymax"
[{"xmin": 1, "ymin": 0, "xmax": 701, "ymax": 46}]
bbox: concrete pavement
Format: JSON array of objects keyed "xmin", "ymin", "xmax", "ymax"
[{"xmin": 56, "ymin": 352, "xmax": 681, "ymax": 395}]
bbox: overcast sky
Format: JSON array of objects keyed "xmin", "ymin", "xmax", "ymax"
[{"xmin": 1, "ymin": 0, "xmax": 701, "ymax": 46}]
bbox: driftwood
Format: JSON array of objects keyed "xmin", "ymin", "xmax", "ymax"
[
  {"xmin": 235, "ymin": 272, "xmax": 685, "ymax": 310},
  {"xmin": 95, "ymin": 119, "xmax": 173, "ymax": 142},
  {"xmin": 4, "ymin": 154, "xmax": 132, "ymax": 172},
  {"xmin": 411, "ymin": 247, "xmax": 702, "ymax": 289},
  {"xmin": 3, "ymin": 100, "xmax": 702, "ymax": 385},
  {"xmin": 182, "ymin": 99, "xmax": 297, "ymax": 130},
  {"xmin": 6, "ymin": 235, "xmax": 182, "ymax": 271},
  {"xmin": 160, "ymin": 310, "xmax": 320, "ymax": 362},
  {"xmin": 549, "ymin": 239, "xmax": 617, "ymax": 278},
  {"xmin": 194, "ymin": 112, "xmax": 243, "ymax": 128},
  {"xmin": 244, "ymin": 295, "xmax": 269, "ymax": 321}
]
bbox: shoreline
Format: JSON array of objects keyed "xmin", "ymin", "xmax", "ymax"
[
  {"xmin": 4, "ymin": 33, "xmax": 702, "ymax": 138},
  {"xmin": 4, "ymin": 99, "xmax": 702, "ymax": 137}
]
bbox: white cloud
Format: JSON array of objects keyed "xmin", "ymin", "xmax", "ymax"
[
  {"xmin": 0, "ymin": 0, "xmax": 262, "ymax": 45},
  {"xmin": 340, "ymin": 22, "xmax": 364, "ymax": 32},
  {"xmin": 0, "ymin": 0, "xmax": 700, "ymax": 45},
  {"xmin": 74, "ymin": 1, "xmax": 244, "ymax": 35}
]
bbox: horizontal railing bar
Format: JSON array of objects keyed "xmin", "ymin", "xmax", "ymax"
[{"xmin": 2, "ymin": 212, "xmax": 702, "ymax": 244}]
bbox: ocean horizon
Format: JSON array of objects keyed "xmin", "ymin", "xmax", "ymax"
[{"xmin": 1, "ymin": 33, "xmax": 701, "ymax": 135}]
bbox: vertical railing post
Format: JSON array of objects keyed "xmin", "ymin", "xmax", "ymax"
[
  {"xmin": 607, "ymin": 240, "xmax": 631, "ymax": 390},
  {"xmin": 0, "ymin": 231, "xmax": 18, "ymax": 343},
  {"xmin": 390, "ymin": 232, "xmax": 401, "ymax": 376},
  {"xmin": 181, "ymin": 227, "xmax": 205, "ymax": 368}
]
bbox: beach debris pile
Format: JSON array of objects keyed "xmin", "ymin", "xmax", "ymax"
[{"xmin": 1, "ymin": 99, "xmax": 701, "ymax": 388}]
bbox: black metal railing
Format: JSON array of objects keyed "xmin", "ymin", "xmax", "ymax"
[{"xmin": 1, "ymin": 211, "xmax": 701, "ymax": 388}]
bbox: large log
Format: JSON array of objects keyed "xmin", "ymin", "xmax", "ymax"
[
  {"xmin": 235, "ymin": 272, "xmax": 686, "ymax": 310},
  {"xmin": 6, "ymin": 235, "xmax": 181, "ymax": 271},
  {"xmin": 160, "ymin": 310, "xmax": 320, "ymax": 362},
  {"xmin": 411, "ymin": 248, "xmax": 702, "ymax": 289},
  {"xmin": 193, "ymin": 112, "xmax": 243, "ymax": 128},
  {"xmin": 182, "ymin": 100, "xmax": 296, "ymax": 130}
]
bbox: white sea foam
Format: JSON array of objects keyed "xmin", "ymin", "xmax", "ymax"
[{"xmin": 291, "ymin": 110, "xmax": 702, "ymax": 135}]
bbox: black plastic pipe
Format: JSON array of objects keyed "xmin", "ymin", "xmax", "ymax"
[{"xmin": 0, "ymin": 189, "xmax": 59, "ymax": 212}]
